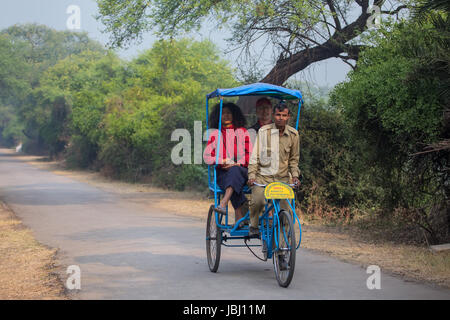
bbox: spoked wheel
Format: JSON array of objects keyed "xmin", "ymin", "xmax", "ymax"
[
  {"xmin": 273, "ymin": 210, "xmax": 296, "ymax": 287},
  {"xmin": 206, "ymin": 205, "xmax": 222, "ymax": 272}
]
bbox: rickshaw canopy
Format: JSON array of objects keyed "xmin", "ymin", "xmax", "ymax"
[{"xmin": 206, "ymin": 83, "xmax": 303, "ymax": 101}]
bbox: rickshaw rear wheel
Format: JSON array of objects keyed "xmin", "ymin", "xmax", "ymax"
[
  {"xmin": 273, "ymin": 210, "xmax": 296, "ymax": 288},
  {"xmin": 206, "ymin": 205, "xmax": 222, "ymax": 272}
]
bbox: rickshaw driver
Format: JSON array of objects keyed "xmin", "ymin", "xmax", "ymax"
[{"xmin": 247, "ymin": 102, "xmax": 300, "ymax": 236}]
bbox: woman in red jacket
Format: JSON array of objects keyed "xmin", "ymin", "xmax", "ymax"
[{"xmin": 204, "ymin": 102, "xmax": 252, "ymax": 226}]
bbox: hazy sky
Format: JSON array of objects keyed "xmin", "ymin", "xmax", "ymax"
[{"xmin": 0, "ymin": 0, "xmax": 351, "ymax": 87}]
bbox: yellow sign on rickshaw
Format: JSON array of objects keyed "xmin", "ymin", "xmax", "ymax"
[{"xmin": 264, "ymin": 182, "xmax": 295, "ymax": 199}]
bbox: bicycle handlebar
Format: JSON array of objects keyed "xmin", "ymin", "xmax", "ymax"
[{"xmin": 253, "ymin": 182, "xmax": 299, "ymax": 188}]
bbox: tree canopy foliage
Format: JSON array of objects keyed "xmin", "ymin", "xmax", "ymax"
[
  {"xmin": 331, "ymin": 5, "xmax": 449, "ymax": 242},
  {"xmin": 95, "ymin": 39, "xmax": 237, "ymax": 184},
  {"xmin": 0, "ymin": 34, "xmax": 31, "ymax": 145},
  {"xmin": 0, "ymin": 24, "xmax": 107, "ymax": 150},
  {"xmin": 0, "ymin": 27, "xmax": 237, "ymax": 189},
  {"xmin": 96, "ymin": 0, "xmax": 411, "ymax": 84}
]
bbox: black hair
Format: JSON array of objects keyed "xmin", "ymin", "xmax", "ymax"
[
  {"xmin": 209, "ymin": 102, "xmax": 247, "ymax": 129},
  {"xmin": 273, "ymin": 101, "xmax": 291, "ymax": 114}
]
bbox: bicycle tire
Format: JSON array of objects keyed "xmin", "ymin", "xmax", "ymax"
[
  {"xmin": 273, "ymin": 209, "xmax": 296, "ymax": 287},
  {"xmin": 206, "ymin": 205, "xmax": 222, "ymax": 272}
]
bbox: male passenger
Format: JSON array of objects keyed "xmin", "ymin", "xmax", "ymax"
[
  {"xmin": 249, "ymin": 98, "xmax": 273, "ymax": 132},
  {"xmin": 247, "ymin": 102, "xmax": 300, "ymax": 236}
]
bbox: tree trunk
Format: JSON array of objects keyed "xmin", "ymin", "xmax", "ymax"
[
  {"xmin": 260, "ymin": 6, "xmax": 371, "ymax": 85},
  {"xmin": 260, "ymin": 43, "xmax": 344, "ymax": 85}
]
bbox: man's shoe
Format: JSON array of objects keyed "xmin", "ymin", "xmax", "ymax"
[{"xmin": 249, "ymin": 226, "xmax": 260, "ymax": 237}]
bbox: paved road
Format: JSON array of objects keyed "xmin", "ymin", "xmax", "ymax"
[{"xmin": 0, "ymin": 149, "xmax": 449, "ymax": 299}]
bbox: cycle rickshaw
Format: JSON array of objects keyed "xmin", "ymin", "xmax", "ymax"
[{"xmin": 205, "ymin": 83, "xmax": 303, "ymax": 288}]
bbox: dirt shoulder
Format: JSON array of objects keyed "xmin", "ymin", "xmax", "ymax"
[
  {"xmin": 301, "ymin": 224, "xmax": 450, "ymax": 289},
  {"xmin": 18, "ymin": 152, "xmax": 450, "ymax": 290},
  {"xmin": 0, "ymin": 200, "xmax": 66, "ymax": 299}
]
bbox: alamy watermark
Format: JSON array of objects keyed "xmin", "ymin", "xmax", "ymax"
[
  {"xmin": 66, "ymin": 265, "xmax": 81, "ymax": 290},
  {"xmin": 66, "ymin": 5, "xmax": 81, "ymax": 30},
  {"xmin": 170, "ymin": 121, "xmax": 280, "ymax": 175},
  {"xmin": 367, "ymin": 5, "xmax": 382, "ymax": 29},
  {"xmin": 366, "ymin": 265, "xmax": 381, "ymax": 290}
]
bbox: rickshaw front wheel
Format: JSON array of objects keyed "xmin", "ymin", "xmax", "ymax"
[
  {"xmin": 273, "ymin": 210, "xmax": 296, "ymax": 288},
  {"xmin": 206, "ymin": 205, "xmax": 222, "ymax": 272}
]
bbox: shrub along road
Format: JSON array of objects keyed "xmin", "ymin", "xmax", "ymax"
[{"xmin": 0, "ymin": 148, "xmax": 449, "ymax": 299}]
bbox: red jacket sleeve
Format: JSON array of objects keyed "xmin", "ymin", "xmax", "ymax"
[
  {"xmin": 203, "ymin": 131, "xmax": 217, "ymax": 165},
  {"xmin": 203, "ymin": 129, "xmax": 225, "ymax": 166},
  {"xmin": 235, "ymin": 128, "xmax": 252, "ymax": 168}
]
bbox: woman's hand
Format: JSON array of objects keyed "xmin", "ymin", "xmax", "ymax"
[
  {"xmin": 221, "ymin": 158, "xmax": 235, "ymax": 170},
  {"xmin": 222, "ymin": 163, "xmax": 240, "ymax": 170}
]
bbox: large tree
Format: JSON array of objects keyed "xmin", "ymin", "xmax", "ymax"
[{"xmin": 96, "ymin": 0, "xmax": 410, "ymax": 84}]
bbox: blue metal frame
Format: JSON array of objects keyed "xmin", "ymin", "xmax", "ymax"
[{"xmin": 205, "ymin": 83, "xmax": 303, "ymax": 255}]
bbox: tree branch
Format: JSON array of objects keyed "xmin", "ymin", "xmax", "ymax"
[
  {"xmin": 261, "ymin": 1, "xmax": 371, "ymax": 85},
  {"xmin": 381, "ymin": 5, "xmax": 408, "ymax": 15},
  {"xmin": 339, "ymin": 55, "xmax": 357, "ymax": 70},
  {"xmin": 326, "ymin": 0, "xmax": 342, "ymax": 30}
]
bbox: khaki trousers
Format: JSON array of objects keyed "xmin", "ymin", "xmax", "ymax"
[{"xmin": 249, "ymin": 184, "xmax": 292, "ymax": 228}]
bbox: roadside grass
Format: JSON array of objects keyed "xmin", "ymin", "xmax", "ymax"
[
  {"xmin": 299, "ymin": 212, "xmax": 450, "ymax": 289},
  {"xmin": 0, "ymin": 201, "xmax": 66, "ymax": 300},
  {"xmin": 302, "ymin": 227, "xmax": 450, "ymax": 288},
  {"xmin": 17, "ymin": 150, "xmax": 450, "ymax": 289}
]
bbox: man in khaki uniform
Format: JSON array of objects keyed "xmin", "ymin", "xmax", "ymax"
[{"xmin": 247, "ymin": 102, "xmax": 300, "ymax": 235}]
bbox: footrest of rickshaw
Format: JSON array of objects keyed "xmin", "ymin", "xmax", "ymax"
[{"xmin": 228, "ymin": 229, "xmax": 250, "ymax": 237}]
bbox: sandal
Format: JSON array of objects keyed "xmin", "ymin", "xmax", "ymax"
[{"xmin": 214, "ymin": 206, "xmax": 227, "ymax": 214}]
